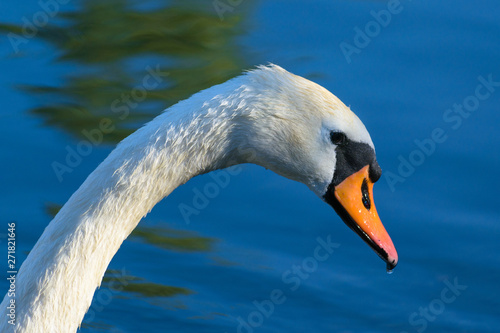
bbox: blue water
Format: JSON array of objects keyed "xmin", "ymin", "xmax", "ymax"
[{"xmin": 1, "ymin": 1, "xmax": 500, "ymax": 332}]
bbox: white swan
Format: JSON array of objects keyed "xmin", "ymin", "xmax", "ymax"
[{"xmin": 0, "ymin": 64, "xmax": 397, "ymax": 332}]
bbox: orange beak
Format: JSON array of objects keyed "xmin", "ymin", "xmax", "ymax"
[{"xmin": 331, "ymin": 165, "xmax": 398, "ymax": 270}]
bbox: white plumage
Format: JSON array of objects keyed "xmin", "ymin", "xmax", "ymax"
[{"xmin": 0, "ymin": 64, "xmax": 377, "ymax": 332}]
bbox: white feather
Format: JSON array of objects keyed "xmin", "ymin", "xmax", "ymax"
[{"xmin": 0, "ymin": 64, "xmax": 374, "ymax": 332}]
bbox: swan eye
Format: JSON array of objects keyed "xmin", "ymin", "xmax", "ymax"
[{"xmin": 330, "ymin": 132, "xmax": 347, "ymax": 145}]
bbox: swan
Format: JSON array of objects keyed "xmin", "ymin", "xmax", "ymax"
[{"xmin": 0, "ymin": 64, "xmax": 397, "ymax": 332}]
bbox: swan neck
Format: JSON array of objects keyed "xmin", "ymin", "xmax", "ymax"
[{"xmin": 0, "ymin": 97, "xmax": 238, "ymax": 332}]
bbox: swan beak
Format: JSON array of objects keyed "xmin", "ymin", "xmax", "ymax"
[{"xmin": 332, "ymin": 165, "xmax": 398, "ymax": 270}]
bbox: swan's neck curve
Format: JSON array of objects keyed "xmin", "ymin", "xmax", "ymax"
[{"xmin": 0, "ymin": 77, "xmax": 255, "ymax": 332}]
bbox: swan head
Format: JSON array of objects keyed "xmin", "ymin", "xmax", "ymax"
[{"xmin": 239, "ymin": 65, "xmax": 398, "ymax": 270}]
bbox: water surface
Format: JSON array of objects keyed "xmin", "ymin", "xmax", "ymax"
[{"xmin": 1, "ymin": 1, "xmax": 499, "ymax": 332}]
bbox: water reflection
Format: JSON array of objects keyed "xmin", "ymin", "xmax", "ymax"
[
  {"xmin": 101, "ymin": 269, "xmax": 194, "ymax": 298},
  {"xmin": 1, "ymin": 0, "xmax": 250, "ymax": 142},
  {"xmin": 45, "ymin": 203, "xmax": 215, "ymax": 254},
  {"xmin": 46, "ymin": 199, "xmax": 210, "ymax": 331},
  {"xmin": 44, "ymin": 202, "xmax": 211, "ymax": 323},
  {"xmin": 132, "ymin": 226, "xmax": 214, "ymax": 252},
  {"xmin": 80, "ymin": 269, "xmax": 194, "ymax": 330}
]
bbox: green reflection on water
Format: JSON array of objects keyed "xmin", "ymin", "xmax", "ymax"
[
  {"xmin": 80, "ymin": 269, "xmax": 193, "ymax": 330},
  {"xmin": 44, "ymin": 202, "xmax": 214, "ymax": 253},
  {"xmin": 45, "ymin": 204, "xmax": 207, "ymax": 314},
  {"xmin": 1, "ymin": 0, "xmax": 251, "ymax": 143},
  {"xmin": 132, "ymin": 226, "xmax": 214, "ymax": 252},
  {"xmin": 102, "ymin": 269, "xmax": 194, "ymax": 298}
]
